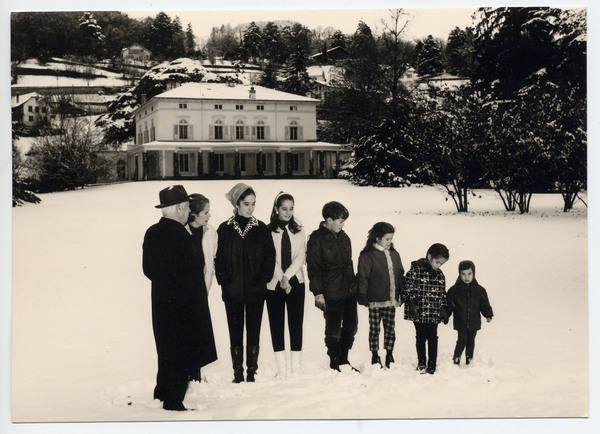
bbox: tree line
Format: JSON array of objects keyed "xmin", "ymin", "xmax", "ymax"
[{"xmin": 337, "ymin": 8, "xmax": 586, "ymax": 213}]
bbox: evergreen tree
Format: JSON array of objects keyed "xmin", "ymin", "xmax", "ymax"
[
  {"xmin": 261, "ymin": 22, "xmax": 285, "ymax": 64},
  {"xmin": 281, "ymin": 23, "xmax": 312, "ymax": 95},
  {"xmin": 414, "ymin": 35, "xmax": 444, "ymax": 76},
  {"xmin": 184, "ymin": 22, "xmax": 196, "ymax": 56},
  {"xmin": 445, "ymin": 26, "xmax": 475, "ymax": 77},
  {"xmin": 329, "ymin": 30, "xmax": 347, "ymax": 50},
  {"xmin": 77, "ymin": 12, "xmax": 106, "ymax": 58},
  {"xmin": 242, "ymin": 21, "xmax": 263, "ymax": 63},
  {"xmin": 148, "ymin": 12, "xmax": 174, "ymax": 60},
  {"xmin": 343, "ymin": 21, "xmax": 382, "ymax": 93}
]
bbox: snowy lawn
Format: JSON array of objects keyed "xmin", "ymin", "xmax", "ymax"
[{"xmin": 11, "ymin": 180, "xmax": 588, "ymax": 421}]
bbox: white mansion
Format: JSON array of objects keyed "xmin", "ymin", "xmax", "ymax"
[{"xmin": 128, "ymin": 83, "xmax": 347, "ymax": 180}]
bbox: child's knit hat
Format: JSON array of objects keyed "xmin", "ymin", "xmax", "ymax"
[
  {"xmin": 458, "ymin": 260, "xmax": 476, "ymax": 276},
  {"xmin": 225, "ymin": 182, "xmax": 253, "ymax": 209}
]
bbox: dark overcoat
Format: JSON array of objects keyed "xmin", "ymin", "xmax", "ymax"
[
  {"xmin": 446, "ymin": 277, "xmax": 494, "ymax": 331},
  {"xmin": 215, "ymin": 215, "xmax": 276, "ymax": 303},
  {"xmin": 143, "ymin": 217, "xmax": 217, "ymax": 369}
]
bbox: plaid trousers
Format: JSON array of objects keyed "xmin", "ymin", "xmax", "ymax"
[{"xmin": 368, "ymin": 306, "xmax": 396, "ymax": 351}]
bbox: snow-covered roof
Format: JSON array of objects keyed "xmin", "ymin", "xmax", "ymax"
[
  {"xmin": 307, "ymin": 65, "xmax": 343, "ymax": 86},
  {"xmin": 153, "ymin": 83, "xmax": 320, "ymax": 103},
  {"xmin": 11, "ymin": 92, "xmax": 43, "ymax": 108},
  {"xmin": 128, "ymin": 140, "xmax": 343, "ymax": 152}
]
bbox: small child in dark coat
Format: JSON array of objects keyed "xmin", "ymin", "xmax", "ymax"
[
  {"xmin": 446, "ymin": 260, "xmax": 494, "ymax": 365},
  {"xmin": 357, "ymin": 222, "xmax": 405, "ymax": 369}
]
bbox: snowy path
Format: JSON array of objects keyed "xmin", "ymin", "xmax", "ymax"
[{"xmin": 11, "ymin": 180, "xmax": 587, "ymax": 421}]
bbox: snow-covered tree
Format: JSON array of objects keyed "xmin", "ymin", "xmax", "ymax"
[
  {"xmin": 26, "ymin": 117, "xmax": 110, "ymax": 192},
  {"xmin": 445, "ymin": 27, "xmax": 475, "ymax": 77},
  {"xmin": 281, "ymin": 23, "xmax": 312, "ymax": 96},
  {"xmin": 12, "ymin": 122, "xmax": 41, "ymax": 206},
  {"xmin": 78, "ymin": 12, "xmax": 105, "ymax": 58},
  {"xmin": 241, "ymin": 22, "xmax": 263, "ymax": 63}
]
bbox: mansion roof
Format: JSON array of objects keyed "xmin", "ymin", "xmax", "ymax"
[{"xmin": 153, "ymin": 83, "xmax": 320, "ymax": 103}]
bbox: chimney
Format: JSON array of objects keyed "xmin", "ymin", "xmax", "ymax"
[
  {"xmin": 141, "ymin": 93, "xmax": 147, "ymax": 104},
  {"xmin": 249, "ymin": 86, "xmax": 256, "ymax": 99}
]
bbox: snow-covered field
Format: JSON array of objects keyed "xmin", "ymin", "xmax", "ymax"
[{"xmin": 11, "ymin": 180, "xmax": 588, "ymax": 422}]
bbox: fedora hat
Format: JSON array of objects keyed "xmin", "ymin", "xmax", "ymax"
[{"xmin": 155, "ymin": 185, "xmax": 191, "ymax": 208}]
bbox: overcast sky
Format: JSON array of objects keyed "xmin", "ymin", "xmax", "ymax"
[{"xmin": 125, "ymin": 8, "xmax": 477, "ymax": 44}]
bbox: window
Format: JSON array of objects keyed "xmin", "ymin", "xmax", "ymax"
[
  {"xmin": 215, "ymin": 153, "xmax": 225, "ymax": 171},
  {"xmin": 28, "ymin": 106, "xmax": 32, "ymax": 112},
  {"xmin": 28, "ymin": 116, "xmax": 33, "ymax": 122},
  {"xmin": 143, "ymin": 130, "xmax": 149, "ymax": 143},
  {"xmin": 236, "ymin": 104, "xmax": 244, "ymax": 110},
  {"xmin": 41, "ymin": 106, "xmax": 47, "ymax": 113},
  {"xmin": 256, "ymin": 105, "xmax": 264, "ymax": 110},
  {"xmin": 290, "ymin": 122, "xmax": 298, "ymax": 140},
  {"xmin": 178, "ymin": 153, "xmax": 189, "ymax": 172},
  {"xmin": 292, "ymin": 153, "xmax": 299, "ymax": 171},
  {"xmin": 214, "ymin": 104, "xmax": 222, "ymax": 110},
  {"xmin": 35, "ymin": 106, "xmax": 39, "ymax": 113},
  {"xmin": 179, "ymin": 103, "xmax": 187, "ymax": 109},
  {"xmin": 151, "ymin": 105, "xmax": 154, "ymax": 111},
  {"xmin": 150, "ymin": 125, "xmax": 155, "ymax": 141},
  {"xmin": 214, "ymin": 120, "xmax": 223, "ymax": 140},
  {"xmin": 236, "ymin": 120, "xmax": 244, "ymax": 140},
  {"xmin": 256, "ymin": 125, "xmax": 265, "ymax": 140},
  {"xmin": 260, "ymin": 153, "xmax": 273, "ymax": 171},
  {"xmin": 240, "ymin": 154, "xmax": 246, "ymax": 171},
  {"xmin": 290, "ymin": 105, "xmax": 297, "ymax": 111},
  {"xmin": 178, "ymin": 121, "xmax": 188, "ymax": 139}
]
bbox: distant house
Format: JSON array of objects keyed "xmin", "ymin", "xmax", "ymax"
[
  {"xmin": 307, "ymin": 65, "xmax": 345, "ymax": 101},
  {"xmin": 202, "ymin": 57, "xmax": 263, "ymax": 83},
  {"xmin": 11, "ymin": 92, "xmax": 51, "ymax": 127},
  {"xmin": 129, "ymin": 83, "xmax": 347, "ymax": 180},
  {"xmin": 309, "ymin": 46, "xmax": 349, "ymax": 64},
  {"xmin": 122, "ymin": 45, "xmax": 151, "ymax": 65}
]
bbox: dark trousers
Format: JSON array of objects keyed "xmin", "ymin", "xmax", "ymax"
[
  {"xmin": 153, "ymin": 359, "xmax": 189, "ymax": 405},
  {"xmin": 224, "ymin": 298, "xmax": 265, "ymax": 347},
  {"xmin": 454, "ymin": 329, "xmax": 478, "ymax": 359},
  {"xmin": 266, "ymin": 280, "xmax": 305, "ymax": 351},
  {"xmin": 324, "ymin": 296, "xmax": 358, "ymax": 355},
  {"xmin": 414, "ymin": 322, "xmax": 438, "ymax": 369}
]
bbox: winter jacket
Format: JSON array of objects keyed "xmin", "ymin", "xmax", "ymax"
[
  {"xmin": 215, "ymin": 215, "xmax": 276, "ymax": 303},
  {"xmin": 446, "ymin": 277, "xmax": 493, "ymax": 331},
  {"xmin": 306, "ymin": 222, "xmax": 356, "ymax": 301},
  {"xmin": 402, "ymin": 258, "xmax": 447, "ymax": 324},
  {"xmin": 143, "ymin": 217, "xmax": 217, "ymax": 369},
  {"xmin": 357, "ymin": 245, "xmax": 405, "ymax": 304},
  {"xmin": 267, "ymin": 222, "xmax": 306, "ymax": 290}
]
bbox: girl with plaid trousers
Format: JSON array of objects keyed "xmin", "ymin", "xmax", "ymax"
[{"xmin": 357, "ymin": 222, "xmax": 405, "ymax": 368}]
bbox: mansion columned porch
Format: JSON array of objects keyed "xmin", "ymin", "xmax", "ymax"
[{"xmin": 126, "ymin": 141, "xmax": 347, "ymax": 180}]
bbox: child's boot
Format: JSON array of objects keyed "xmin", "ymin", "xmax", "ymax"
[
  {"xmin": 453, "ymin": 356, "xmax": 460, "ymax": 365},
  {"xmin": 466, "ymin": 356, "xmax": 472, "ymax": 365},
  {"xmin": 371, "ymin": 351, "xmax": 382, "ymax": 368},
  {"xmin": 385, "ymin": 350, "xmax": 394, "ymax": 368}
]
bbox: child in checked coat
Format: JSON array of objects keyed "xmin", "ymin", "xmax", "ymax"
[
  {"xmin": 357, "ymin": 222, "xmax": 405, "ymax": 369},
  {"xmin": 402, "ymin": 243, "xmax": 450, "ymax": 375}
]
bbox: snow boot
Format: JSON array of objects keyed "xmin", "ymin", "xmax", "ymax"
[
  {"xmin": 230, "ymin": 346, "xmax": 244, "ymax": 383},
  {"xmin": 327, "ymin": 341, "xmax": 341, "ymax": 372},
  {"xmin": 274, "ymin": 350, "xmax": 287, "ymax": 378},
  {"xmin": 453, "ymin": 356, "xmax": 461, "ymax": 365},
  {"xmin": 339, "ymin": 347, "xmax": 360, "ymax": 373},
  {"xmin": 385, "ymin": 350, "xmax": 395, "ymax": 369},
  {"xmin": 466, "ymin": 356, "xmax": 472, "ymax": 365},
  {"xmin": 416, "ymin": 364, "xmax": 426, "ymax": 373},
  {"xmin": 163, "ymin": 401, "xmax": 187, "ymax": 411},
  {"xmin": 371, "ymin": 351, "xmax": 382, "ymax": 368},
  {"xmin": 290, "ymin": 350, "xmax": 302, "ymax": 375},
  {"xmin": 246, "ymin": 345, "xmax": 260, "ymax": 382}
]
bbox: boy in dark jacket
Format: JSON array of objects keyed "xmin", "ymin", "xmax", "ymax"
[
  {"xmin": 402, "ymin": 243, "xmax": 450, "ymax": 375},
  {"xmin": 446, "ymin": 260, "xmax": 493, "ymax": 365},
  {"xmin": 307, "ymin": 201, "xmax": 358, "ymax": 372}
]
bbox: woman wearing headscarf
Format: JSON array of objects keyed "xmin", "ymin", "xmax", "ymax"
[{"xmin": 215, "ymin": 183, "xmax": 276, "ymax": 383}]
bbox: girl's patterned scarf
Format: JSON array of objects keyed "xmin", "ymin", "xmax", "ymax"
[{"xmin": 227, "ymin": 215, "xmax": 259, "ymax": 238}]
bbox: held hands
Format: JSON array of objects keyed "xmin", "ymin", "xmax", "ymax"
[
  {"xmin": 280, "ymin": 276, "xmax": 291, "ymax": 295},
  {"xmin": 314, "ymin": 294, "xmax": 327, "ymax": 312}
]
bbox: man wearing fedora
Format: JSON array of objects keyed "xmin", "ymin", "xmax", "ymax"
[{"xmin": 143, "ymin": 185, "xmax": 217, "ymax": 411}]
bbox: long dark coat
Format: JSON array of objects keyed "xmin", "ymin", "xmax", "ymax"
[
  {"xmin": 143, "ymin": 217, "xmax": 217, "ymax": 370},
  {"xmin": 446, "ymin": 277, "xmax": 494, "ymax": 331},
  {"xmin": 215, "ymin": 215, "xmax": 276, "ymax": 303}
]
